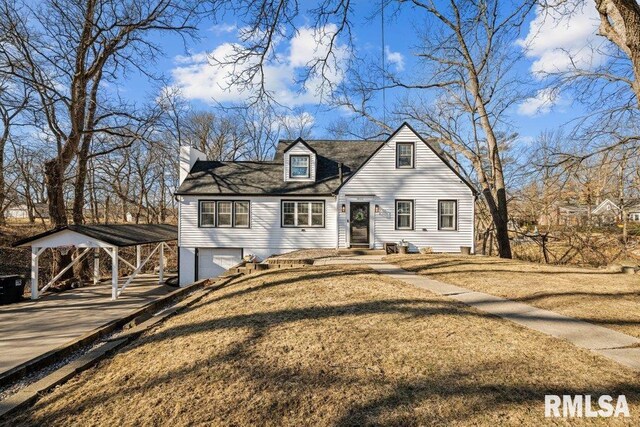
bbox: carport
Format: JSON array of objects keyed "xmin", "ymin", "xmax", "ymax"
[{"xmin": 13, "ymin": 224, "xmax": 177, "ymax": 300}]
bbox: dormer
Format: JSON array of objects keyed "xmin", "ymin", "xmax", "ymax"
[{"xmin": 283, "ymin": 138, "xmax": 317, "ymax": 182}]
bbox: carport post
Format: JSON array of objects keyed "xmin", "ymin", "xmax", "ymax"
[
  {"xmin": 158, "ymin": 243, "xmax": 164, "ymax": 284},
  {"xmin": 136, "ymin": 245, "xmax": 141, "ymax": 268},
  {"xmin": 31, "ymin": 247, "xmax": 40, "ymax": 300},
  {"xmin": 93, "ymin": 248, "xmax": 100, "ymax": 285},
  {"xmin": 111, "ymin": 247, "xmax": 119, "ymax": 300}
]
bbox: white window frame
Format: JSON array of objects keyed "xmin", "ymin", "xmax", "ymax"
[
  {"xmin": 281, "ymin": 200, "xmax": 325, "ymax": 228},
  {"xmin": 199, "ymin": 200, "xmax": 251, "ymax": 228},
  {"xmin": 396, "ymin": 143, "xmax": 414, "ymax": 168},
  {"xmin": 289, "ymin": 155, "xmax": 310, "ymax": 178},
  {"xmin": 217, "ymin": 201, "xmax": 233, "ymax": 228},
  {"xmin": 234, "ymin": 201, "xmax": 250, "ymax": 228},
  {"xmin": 395, "ymin": 200, "xmax": 414, "ymax": 230},
  {"xmin": 199, "ymin": 201, "xmax": 216, "ymax": 228},
  {"xmin": 438, "ymin": 200, "xmax": 457, "ymax": 231}
]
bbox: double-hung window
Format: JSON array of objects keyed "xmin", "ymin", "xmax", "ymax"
[
  {"xmin": 200, "ymin": 201, "xmax": 216, "ymax": 227},
  {"xmin": 396, "ymin": 143, "xmax": 414, "ymax": 168},
  {"xmin": 395, "ymin": 200, "xmax": 414, "ymax": 230},
  {"xmin": 199, "ymin": 200, "xmax": 250, "ymax": 228},
  {"xmin": 438, "ymin": 200, "xmax": 457, "ymax": 230},
  {"xmin": 217, "ymin": 201, "xmax": 233, "ymax": 227},
  {"xmin": 234, "ymin": 201, "xmax": 250, "ymax": 227},
  {"xmin": 282, "ymin": 201, "xmax": 324, "ymax": 227},
  {"xmin": 289, "ymin": 155, "xmax": 310, "ymax": 178}
]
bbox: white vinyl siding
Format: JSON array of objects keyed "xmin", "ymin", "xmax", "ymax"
[
  {"xmin": 180, "ymin": 195, "xmax": 336, "ymax": 252},
  {"xmin": 337, "ymin": 125, "xmax": 474, "ymax": 252}
]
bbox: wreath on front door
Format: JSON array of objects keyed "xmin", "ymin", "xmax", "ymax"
[{"xmin": 354, "ymin": 210, "xmax": 365, "ymax": 221}]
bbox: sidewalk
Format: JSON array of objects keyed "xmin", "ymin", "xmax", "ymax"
[{"xmin": 319, "ymin": 255, "xmax": 640, "ymax": 371}]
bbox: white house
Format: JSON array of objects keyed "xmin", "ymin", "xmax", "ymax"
[{"xmin": 175, "ymin": 123, "xmax": 477, "ymax": 285}]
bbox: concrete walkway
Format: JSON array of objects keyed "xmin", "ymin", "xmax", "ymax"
[
  {"xmin": 0, "ymin": 275, "xmax": 175, "ymax": 380},
  {"xmin": 318, "ymin": 255, "xmax": 640, "ymax": 371}
]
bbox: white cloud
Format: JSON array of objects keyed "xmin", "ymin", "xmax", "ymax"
[
  {"xmin": 171, "ymin": 25, "xmax": 349, "ymax": 107},
  {"xmin": 517, "ymin": 88, "xmax": 566, "ymax": 116},
  {"xmin": 517, "ymin": 4, "xmax": 608, "ymax": 77},
  {"xmin": 385, "ymin": 46, "xmax": 405, "ymax": 72},
  {"xmin": 279, "ymin": 111, "xmax": 315, "ymax": 131},
  {"xmin": 518, "ymin": 88, "xmax": 571, "ymax": 117},
  {"xmin": 210, "ymin": 23, "xmax": 237, "ymax": 35}
]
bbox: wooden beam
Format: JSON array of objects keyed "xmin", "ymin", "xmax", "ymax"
[
  {"xmin": 93, "ymin": 248, "xmax": 100, "ymax": 285},
  {"xmin": 159, "ymin": 243, "xmax": 164, "ymax": 284},
  {"xmin": 111, "ymin": 247, "xmax": 119, "ymax": 300},
  {"xmin": 116, "ymin": 242, "xmax": 161, "ymax": 298},
  {"xmin": 40, "ymin": 248, "xmax": 91, "ymax": 294}
]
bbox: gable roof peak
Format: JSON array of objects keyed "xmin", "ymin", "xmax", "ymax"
[{"xmin": 282, "ymin": 137, "xmax": 317, "ymax": 154}]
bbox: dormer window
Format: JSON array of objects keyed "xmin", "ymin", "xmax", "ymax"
[
  {"xmin": 283, "ymin": 138, "xmax": 316, "ymax": 182},
  {"xmin": 396, "ymin": 143, "xmax": 414, "ymax": 168},
  {"xmin": 290, "ymin": 155, "xmax": 310, "ymax": 178}
]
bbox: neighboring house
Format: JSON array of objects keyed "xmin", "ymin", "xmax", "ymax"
[
  {"xmin": 538, "ymin": 198, "xmax": 640, "ymax": 227},
  {"xmin": 629, "ymin": 203, "xmax": 640, "ymax": 222},
  {"xmin": 537, "ymin": 203, "xmax": 589, "ymax": 227},
  {"xmin": 590, "ymin": 198, "xmax": 620, "ymax": 225},
  {"xmin": 5, "ymin": 203, "xmax": 50, "ymax": 220},
  {"xmin": 175, "ymin": 123, "xmax": 477, "ymax": 284}
]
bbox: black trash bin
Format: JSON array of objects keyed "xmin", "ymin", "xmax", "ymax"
[{"xmin": 0, "ymin": 275, "xmax": 26, "ymax": 304}]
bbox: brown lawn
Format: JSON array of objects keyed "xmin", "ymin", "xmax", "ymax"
[
  {"xmin": 4, "ymin": 265, "xmax": 640, "ymax": 426},
  {"xmin": 388, "ymin": 254, "xmax": 640, "ymax": 340}
]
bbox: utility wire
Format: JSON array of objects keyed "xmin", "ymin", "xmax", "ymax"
[{"xmin": 381, "ymin": 0, "xmax": 386, "ymax": 125}]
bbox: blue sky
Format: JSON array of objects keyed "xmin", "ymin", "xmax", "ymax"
[{"xmin": 118, "ymin": 1, "xmax": 605, "ymax": 143}]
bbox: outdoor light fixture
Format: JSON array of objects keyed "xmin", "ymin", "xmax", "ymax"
[
  {"xmin": 341, "ymin": 204, "xmax": 346, "ymax": 213},
  {"xmin": 375, "ymin": 204, "xmax": 380, "ymax": 214}
]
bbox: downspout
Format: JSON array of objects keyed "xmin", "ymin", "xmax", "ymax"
[{"xmin": 335, "ymin": 196, "xmax": 340, "ymax": 250}]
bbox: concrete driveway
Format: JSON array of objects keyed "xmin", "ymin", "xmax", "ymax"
[{"xmin": 0, "ymin": 275, "xmax": 175, "ymax": 380}]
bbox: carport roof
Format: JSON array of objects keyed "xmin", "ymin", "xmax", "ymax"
[{"xmin": 13, "ymin": 224, "xmax": 177, "ymax": 248}]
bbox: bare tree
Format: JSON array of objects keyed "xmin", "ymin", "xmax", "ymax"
[
  {"xmin": 0, "ymin": 76, "xmax": 29, "ymax": 225},
  {"xmin": 0, "ymin": 0, "xmax": 200, "ymax": 273},
  {"xmin": 328, "ymin": 1, "xmax": 533, "ymax": 258}
]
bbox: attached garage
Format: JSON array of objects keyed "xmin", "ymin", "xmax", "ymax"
[{"xmin": 196, "ymin": 248, "xmax": 243, "ymax": 280}]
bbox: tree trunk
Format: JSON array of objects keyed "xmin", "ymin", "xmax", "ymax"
[
  {"xmin": 0, "ymin": 125, "xmax": 8, "ymax": 227},
  {"xmin": 482, "ymin": 188, "xmax": 512, "ymax": 259},
  {"xmin": 73, "ymin": 138, "xmax": 92, "ymax": 280},
  {"xmin": 104, "ymin": 195, "xmax": 110, "ymax": 223},
  {"xmin": 0, "ymin": 144, "xmax": 5, "ymax": 227},
  {"xmin": 44, "ymin": 158, "xmax": 73, "ymax": 279},
  {"xmin": 596, "ymin": 0, "xmax": 640, "ymax": 106}
]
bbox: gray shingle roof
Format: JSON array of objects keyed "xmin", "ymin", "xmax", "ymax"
[
  {"xmin": 13, "ymin": 224, "xmax": 177, "ymax": 247},
  {"xmin": 176, "ymin": 140, "xmax": 385, "ymax": 196}
]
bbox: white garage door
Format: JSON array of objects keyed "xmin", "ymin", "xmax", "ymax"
[{"xmin": 198, "ymin": 248, "xmax": 243, "ymax": 279}]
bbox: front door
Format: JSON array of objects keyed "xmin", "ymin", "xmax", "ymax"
[{"xmin": 349, "ymin": 202, "xmax": 370, "ymax": 246}]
